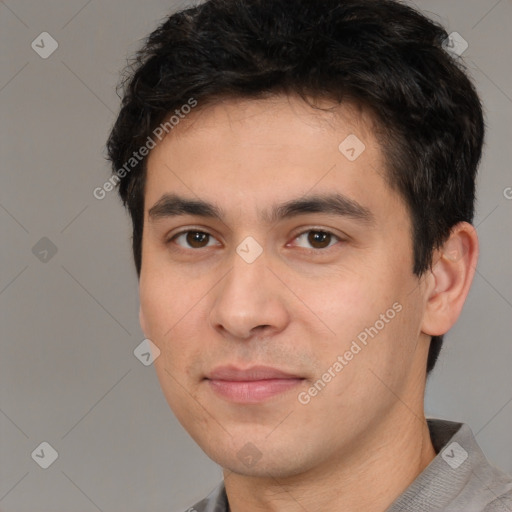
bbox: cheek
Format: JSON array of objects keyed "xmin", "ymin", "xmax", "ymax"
[
  {"xmin": 139, "ymin": 271, "xmax": 206, "ymax": 416},
  {"xmin": 308, "ymin": 265, "xmax": 416, "ymax": 371},
  {"xmin": 139, "ymin": 264, "xmax": 207, "ymax": 373},
  {"xmin": 305, "ymin": 269, "xmax": 382, "ymax": 341},
  {"xmin": 139, "ymin": 275, "xmax": 169, "ymax": 340},
  {"xmin": 139, "ymin": 248, "xmax": 192, "ymax": 337}
]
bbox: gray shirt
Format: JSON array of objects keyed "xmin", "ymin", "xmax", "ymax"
[{"xmin": 183, "ymin": 418, "xmax": 512, "ymax": 512}]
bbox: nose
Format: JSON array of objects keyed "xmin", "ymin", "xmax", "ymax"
[{"xmin": 208, "ymin": 249, "xmax": 290, "ymax": 341}]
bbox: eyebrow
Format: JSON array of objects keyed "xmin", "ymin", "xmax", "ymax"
[{"xmin": 148, "ymin": 192, "xmax": 375, "ymax": 225}]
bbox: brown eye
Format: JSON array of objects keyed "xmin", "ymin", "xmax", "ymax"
[
  {"xmin": 293, "ymin": 229, "xmax": 340, "ymax": 251},
  {"xmin": 308, "ymin": 231, "xmax": 332, "ymax": 249},
  {"xmin": 170, "ymin": 230, "xmax": 218, "ymax": 249},
  {"xmin": 186, "ymin": 231, "xmax": 209, "ymax": 248}
]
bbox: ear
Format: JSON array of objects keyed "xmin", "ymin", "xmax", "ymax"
[{"xmin": 421, "ymin": 222, "xmax": 479, "ymax": 336}]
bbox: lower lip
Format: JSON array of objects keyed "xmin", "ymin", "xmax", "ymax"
[{"xmin": 207, "ymin": 378, "xmax": 304, "ymax": 403}]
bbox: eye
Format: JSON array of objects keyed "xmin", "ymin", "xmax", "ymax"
[
  {"xmin": 167, "ymin": 228, "xmax": 343, "ymax": 252},
  {"xmin": 168, "ymin": 230, "xmax": 220, "ymax": 249},
  {"xmin": 291, "ymin": 229, "xmax": 342, "ymax": 251}
]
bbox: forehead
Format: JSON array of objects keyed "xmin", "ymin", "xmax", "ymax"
[
  {"xmin": 144, "ymin": 95, "xmax": 400, "ymax": 224},
  {"xmin": 160, "ymin": 94, "xmax": 378, "ymax": 150}
]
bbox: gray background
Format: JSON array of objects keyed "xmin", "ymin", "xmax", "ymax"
[{"xmin": 1, "ymin": 0, "xmax": 511, "ymax": 510}]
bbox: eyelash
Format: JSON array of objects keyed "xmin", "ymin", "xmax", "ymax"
[{"xmin": 166, "ymin": 228, "xmax": 344, "ymax": 254}]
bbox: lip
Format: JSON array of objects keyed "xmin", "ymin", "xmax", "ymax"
[
  {"xmin": 205, "ymin": 365, "xmax": 304, "ymax": 403},
  {"xmin": 206, "ymin": 365, "xmax": 302, "ymax": 381}
]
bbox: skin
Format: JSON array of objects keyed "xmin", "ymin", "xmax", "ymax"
[{"xmin": 139, "ymin": 95, "xmax": 478, "ymax": 511}]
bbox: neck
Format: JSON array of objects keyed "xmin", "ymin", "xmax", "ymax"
[{"xmin": 224, "ymin": 409, "xmax": 436, "ymax": 512}]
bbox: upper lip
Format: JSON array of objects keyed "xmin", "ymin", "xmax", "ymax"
[{"xmin": 206, "ymin": 365, "xmax": 303, "ymax": 381}]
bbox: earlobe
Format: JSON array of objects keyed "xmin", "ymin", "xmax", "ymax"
[{"xmin": 421, "ymin": 222, "xmax": 479, "ymax": 336}]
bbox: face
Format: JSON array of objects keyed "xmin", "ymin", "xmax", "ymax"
[{"xmin": 139, "ymin": 95, "xmax": 432, "ymax": 478}]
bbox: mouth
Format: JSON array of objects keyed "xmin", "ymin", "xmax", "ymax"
[{"xmin": 204, "ymin": 365, "xmax": 305, "ymax": 404}]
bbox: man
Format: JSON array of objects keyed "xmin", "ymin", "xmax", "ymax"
[{"xmin": 106, "ymin": 0, "xmax": 512, "ymax": 510}]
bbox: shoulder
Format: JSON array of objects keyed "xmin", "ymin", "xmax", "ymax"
[
  {"xmin": 180, "ymin": 499, "xmax": 208, "ymax": 512},
  {"xmin": 483, "ymin": 488, "xmax": 512, "ymax": 511},
  {"xmin": 473, "ymin": 460, "xmax": 512, "ymax": 512},
  {"xmin": 179, "ymin": 480, "xmax": 228, "ymax": 512}
]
